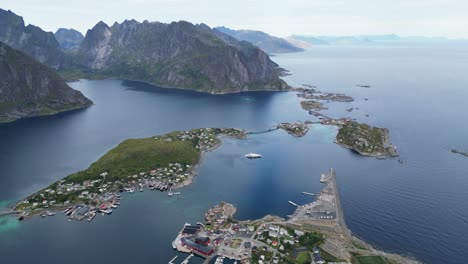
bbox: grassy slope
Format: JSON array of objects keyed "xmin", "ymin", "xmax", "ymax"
[{"xmin": 65, "ymin": 132, "xmax": 199, "ymax": 183}]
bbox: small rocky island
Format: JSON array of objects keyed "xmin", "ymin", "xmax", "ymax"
[
  {"xmin": 335, "ymin": 121, "xmax": 398, "ymax": 159},
  {"xmin": 277, "ymin": 121, "xmax": 310, "ymax": 137},
  {"xmin": 13, "ymin": 128, "xmax": 245, "ymax": 219},
  {"xmin": 300, "ymin": 100, "xmax": 327, "ymax": 111},
  {"xmin": 297, "ymin": 88, "xmax": 354, "ymax": 102},
  {"xmin": 451, "ymin": 149, "xmax": 468, "ymax": 157}
]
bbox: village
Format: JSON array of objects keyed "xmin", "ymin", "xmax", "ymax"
[
  {"xmin": 170, "ymin": 201, "xmax": 335, "ymax": 264},
  {"xmin": 13, "ymin": 128, "xmax": 246, "ymax": 222},
  {"xmin": 170, "ymin": 169, "xmax": 352, "ymax": 264}
]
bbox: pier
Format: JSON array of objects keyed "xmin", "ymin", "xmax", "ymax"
[
  {"xmin": 288, "ymin": 201, "xmax": 299, "ymax": 207},
  {"xmin": 168, "ymin": 256, "xmax": 178, "ymax": 264},
  {"xmin": 181, "ymin": 254, "xmax": 194, "ymax": 264},
  {"xmin": 301, "ymin": 192, "xmax": 316, "ymax": 196},
  {"xmin": 0, "ymin": 211, "xmax": 19, "ymax": 217}
]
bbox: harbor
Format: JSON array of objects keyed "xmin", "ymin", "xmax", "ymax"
[{"xmin": 169, "ymin": 169, "xmax": 419, "ymax": 264}]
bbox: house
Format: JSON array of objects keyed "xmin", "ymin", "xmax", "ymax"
[
  {"xmin": 313, "ymin": 252, "xmax": 325, "ymax": 264},
  {"xmin": 294, "ymin": 230, "xmax": 305, "ymax": 236},
  {"xmin": 195, "ymin": 237, "xmax": 210, "ymax": 246},
  {"xmin": 269, "ymin": 231, "xmax": 278, "ymax": 238}
]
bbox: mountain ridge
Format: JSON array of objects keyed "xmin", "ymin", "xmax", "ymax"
[
  {"xmin": 0, "ymin": 41, "xmax": 92, "ymax": 123},
  {"xmin": 69, "ymin": 20, "xmax": 289, "ymax": 93},
  {"xmin": 215, "ymin": 26, "xmax": 303, "ymax": 54}
]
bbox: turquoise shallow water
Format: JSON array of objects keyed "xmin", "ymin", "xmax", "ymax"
[{"xmin": 0, "ymin": 44, "xmax": 467, "ymax": 263}]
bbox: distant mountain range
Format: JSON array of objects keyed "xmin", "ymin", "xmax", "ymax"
[
  {"xmin": 0, "ymin": 41, "xmax": 92, "ymax": 123},
  {"xmin": 288, "ymin": 34, "xmax": 468, "ymax": 46},
  {"xmin": 215, "ymin": 26, "xmax": 303, "ymax": 54},
  {"xmin": 55, "ymin": 28, "xmax": 84, "ymax": 51}
]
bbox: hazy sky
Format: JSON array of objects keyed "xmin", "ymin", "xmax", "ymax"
[{"xmin": 2, "ymin": 0, "xmax": 468, "ymax": 38}]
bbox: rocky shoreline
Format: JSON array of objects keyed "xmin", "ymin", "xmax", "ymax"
[
  {"xmin": 451, "ymin": 148, "xmax": 468, "ymax": 157},
  {"xmin": 335, "ymin": 121, "xmax": 398, "ymax": 159}
]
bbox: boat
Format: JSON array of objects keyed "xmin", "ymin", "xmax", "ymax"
[
  {"xmin": 87, "ymin": 212, "xmax": 96, "ymax": 221},
  {"xmin": 139, "ymin": 188, "xmax": 143, "ymax": 192},
  {"xmin": 47, "ymin": 211, "xmax": 56, "ymax": 216},
  {"xmin": 168, "ymin": 189, "xmax": 173, "ymax": 197},
  {"xmin": 245, "ymin": 153, "xmax": 262, "ymax": 159},
  {"xmin": 17, "ymin": 214, "xmax": 24, "ymax": 221}
]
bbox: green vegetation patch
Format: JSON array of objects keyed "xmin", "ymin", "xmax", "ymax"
[
  {"xmin": 336, "ymin": 121, "xmax": 396, "ymax": 156},
  {"xmin": 66, "ymin": 132, "xmax": 199, "ymax": 183},
  {"xmin": 295, "ymin": 251, "xmax": 312, "ymax": 264}
]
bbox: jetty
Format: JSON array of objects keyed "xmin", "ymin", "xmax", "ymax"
[
  {"xmin": 301, "ymin": 192, "xmax": 316, "ymax": 196},
  {"xmin": 168, "ymin": 255, "xmax": 178, "ymax": 264},
  {"xmin": 0, "ymin": 210, "xmax": 19, "ymax": 217},
  {"xmin": 288, "ymin": 201, "xmax": 299, "ymax": 207},
  {"xmin": 181, "ymin": 254, "xmax": 194, "ymax": 264}
]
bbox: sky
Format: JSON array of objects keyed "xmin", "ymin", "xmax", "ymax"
[{"xmin": 2, "ymin": 0, "xmax": 468, "ymax": 38}]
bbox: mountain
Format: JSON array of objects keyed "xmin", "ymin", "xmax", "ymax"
[
  {"xmin": 215, "ymin": 26, "xmax": 303, "ymax": 54},
  {"xmin": 55, "ymin": 28, "xmax": 84, "ymax": 51},
  {"xmin": 0, "ymin": 8, "xmax": 67, "ymax": 69},
  {"xmin": 288, "ymin": 35, "xmax": 330, "ymax": 46},
  {"xmin": 72, "ymin": 20, "xmax": 288, "ymax": 93},
  {"xmin": 288, "ymin": 34, "xmax": 468, "ymax": 46},
  {"xmin": 0, "ymin": 41, "xmax": 92, "ymax": 123}
]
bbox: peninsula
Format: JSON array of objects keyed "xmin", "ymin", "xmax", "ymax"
[{"xmin": 13, "ymin": 128, "xmax": 245, "ymax": 219}]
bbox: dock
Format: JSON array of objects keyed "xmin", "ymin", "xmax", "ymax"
[
  {"xmin": 181, "ymin": 254, "xmax": 194, "ymax": 264},
  {"xmin": 288, "ymin": 201, "xmax": 299, "ymax": 207},
  {"xmin": 0, "ymin": 211, "xmax": 19, "ymax": 217},
  {"xmin": 301, "ymin": 192, "xmax": 316, "ymax": 196},
  {"xmin": 168, "ymin": 255, "xmax": 178, "ymax": 264}
]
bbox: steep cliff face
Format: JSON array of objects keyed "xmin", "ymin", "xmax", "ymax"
[
  {"xmin": 215, "ymin": 26, "xmax": 304, "ymax": 54},
  {"xmin": 55, "ymin": 28, "xmax": 84, "ymax": 51},
  {"xmin": 0, "ymin": 8, "xmax": 67, "ymax": 69},
  {"xmin": 76, "ymin": 20, "xmax": 288, "ymax": 93},
  {"xmin": 0, "ymin": 42, "xmax": 92, "ymax": 123}
]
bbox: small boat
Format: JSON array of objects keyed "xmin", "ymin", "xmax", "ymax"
[
  {"xmin": 245, "ymin": 153, "xmax": 262, "ymax": 159},
  {"xmin": 47, "ymin": 211, "xmax": 56, "ymax": 216},
  {"xmin": 168, "ymin": 189, "xmax": 173, "ymax": 197},
  {"xmin": 87, "ymin": 212, "xmax": 96, "ymax": 221}
]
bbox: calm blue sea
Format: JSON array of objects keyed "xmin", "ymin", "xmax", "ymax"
[{"xmin": 0, "ymin": 44, "xmax": 467, "ymax": 264}]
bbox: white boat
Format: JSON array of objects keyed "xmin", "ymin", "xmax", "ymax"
[
  {"xmin": 168, "ymin": 189, "xmax": 173, "ymax": 197},
  {"xmin": 245, "ymin": 153, "xmax": 262, "ymax": 159}
]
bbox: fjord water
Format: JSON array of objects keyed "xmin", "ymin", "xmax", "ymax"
[{"xmin": 1, "ymin": 44, "xmax": 467, "ymax": 264}]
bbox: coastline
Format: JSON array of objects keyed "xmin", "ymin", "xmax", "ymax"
[{"xmin": 7, "ymin": 128, "xmax": 247, "ymax": 219}]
